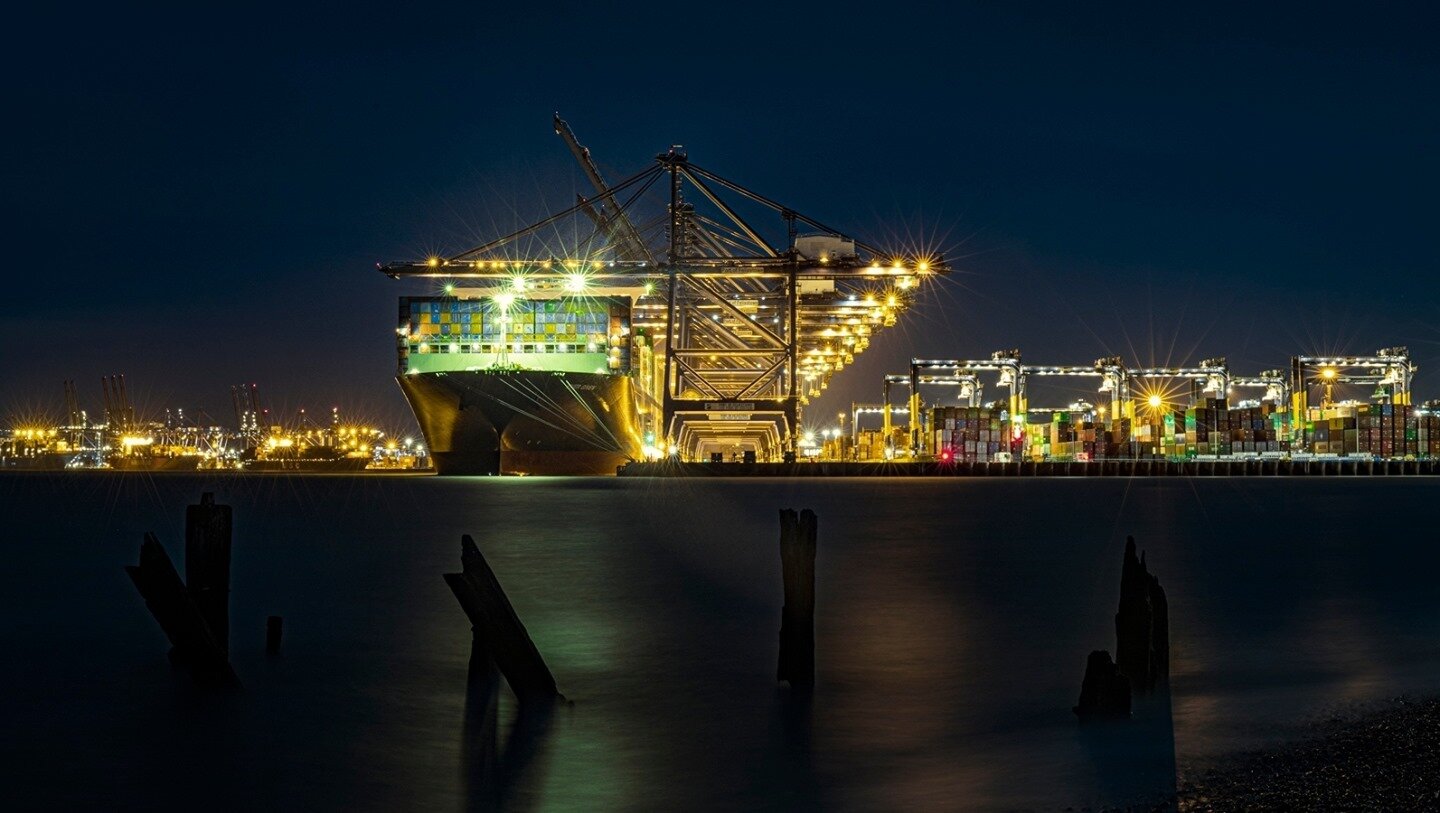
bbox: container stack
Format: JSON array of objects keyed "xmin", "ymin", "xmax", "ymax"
[
  {"xmin": 1160, "ymin": 410, "xmax": 1186, "ymax": 458},
  {"xmin": 931, "ymin": 406, "xmax": 1006, "ymax": 461},
  {"xmin": 853, "ymin": 428, "xmax": 908, "ymax": 461},
  {"xmin": 1225, "ymin": 404, "xmax": 1288, "ymax": 456},
  {"xmin": 1103, "ymin": 418, "xmax": 1138, "ymax": 459},
  {"xmin": 1420, "ymin": 409, "xmax": 1440, "ymax": 457},
  {"xmin": 1352, "ymin": 403, "xmax": 1419, "ymax": 458}
]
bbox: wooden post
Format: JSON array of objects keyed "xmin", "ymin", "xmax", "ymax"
[
  {"xmin": 266, "ymin": 616, "xmax": 283, "ymax": 654},
  {"xmin": 444, "ymin": 535, "xmax": 559, "ymax": 704},
  {"xmin": 1073, "ymin": 650, "xmax": 1131, "ymax": 722},
  {"xmin": 185, "ymin": 492, "xmax": 232, "ymax": 653},
  {"xmin": 1114, "ymin": 536, "xmax": 1169, "ymax": 693},
  {"xmin": 126, "ymin": 533, "xmax": 238, "ymax": 687},
  {"xmin": 777, "ymin": 508, "xmax": 817, "ymax": 688}
]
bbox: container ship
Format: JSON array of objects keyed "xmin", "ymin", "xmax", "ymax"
[
  {"xmin": 382, "ymin": 116, "xmax": 948, "ymax": 473},
  {"xmin": 395, "ymin": 285, "xmax": 660, "ymax": 476}
]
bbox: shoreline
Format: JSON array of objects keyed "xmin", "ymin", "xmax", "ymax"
[{"xmin": 1172, "ymin": 695, "xmax": 1440, "ymax": 810}]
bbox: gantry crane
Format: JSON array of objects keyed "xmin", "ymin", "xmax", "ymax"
[
  {"xmin": 1229, "ymin": 369, "xmax": 1289, "ymax": 407},
  {"xmin": 907, "ymin": 352, "xmax": 1024, "ymax": 453},
  {"xmin": 881, "ymin": 371, "xmax": 981, "ymax": 455},
  {"xmin": 1290, "ymin": 348, "xmax": 1413, "ymax": 418},
  {"xmin": 1127, "ymin": 358, "xmax": 1230, "ymax": 415},
  {"xmin": 909, "ymin": 352, "xmax": 1140, "ymax": 455},
  {"xmin": 849, "ymin": 402, "xmax": 910, "ymax": 459},
  {"xmin": 380, "ymin": 117, "xmax": 949, "ymax": 461}
]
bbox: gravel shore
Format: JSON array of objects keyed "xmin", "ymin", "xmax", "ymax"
[{"xmin": 1174, "ymin": 696, "xmax": 1440, "ymax": 811}]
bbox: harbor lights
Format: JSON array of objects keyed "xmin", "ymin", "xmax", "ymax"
[
  {"xmin": 1144, "ymin": 393, "xmax": 1165, "ymax": 459},
  {"xmin": 1320, "ymin": 367, "xmax": 1339, "ymax": 409}
]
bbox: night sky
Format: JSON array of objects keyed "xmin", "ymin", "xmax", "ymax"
[{"xmin": 4, "ymin": 3, "xmax": 1437, "ymax": 433}]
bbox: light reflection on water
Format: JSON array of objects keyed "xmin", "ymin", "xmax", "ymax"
[{"xmin": 3, "ymin": 474, "xmax": 1439, "ymax": 810}]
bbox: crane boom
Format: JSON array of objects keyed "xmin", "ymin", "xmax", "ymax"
[{"xmin": 553, "ymin": 113, "xmax": 654, "ymax": 264}]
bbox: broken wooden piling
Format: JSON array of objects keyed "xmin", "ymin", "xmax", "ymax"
[
  {"xmin": 1114, "ymin": 536, "xmax": 1169, "ymax": 693},
  {"xmin": 126, "ymin": 532, "xmax": 238, "ymax": 686},
  {"xmin": 777, "ymin": 508, "xmax": 817, "ymax": 688},
  {"xmin": 266, "ymin": 616, "xmax": 283, "ymax": 655},
  {"xmin": 444, "ymin": 535, "xmax": 559, "ymax": 704},
  {"xmin": 185, "ymin": 492, "xmax": 232, "ymax": 653},
  {"xmin": 1073, "ymin": 649, "xmax": 1131, "ymax": 721}
]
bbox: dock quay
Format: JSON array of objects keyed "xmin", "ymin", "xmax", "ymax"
[{"xmin": 619, "ymin": 458, "xmax": 1440, "ymax": 477}]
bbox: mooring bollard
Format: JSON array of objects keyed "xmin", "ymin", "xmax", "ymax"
[
  {"xmin": 185, "ymin": 492, "xmax": 232, "ymax": 653},
  {"xmin": 444, "ymin": 535, "xmax": 560, "ymax": 705},
  {"xmin": 266, "ymin": 616, "xmax": 284, "ymax": 654},
  {"xmin": 777, "ymin": 508, "xmax": 817, "ymax": 688}
]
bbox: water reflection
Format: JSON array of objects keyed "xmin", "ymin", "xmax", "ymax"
[
  {"xmin": 1078, "ymin": 687, "xmax": 1177, "ymax": 808},
  {"xmin": 462, "ymin": 634, "xmax": 554, "ymax": 812},
  {"xmin": 6, "ymin": 475, "xmax": 1440, "ymax": 810}
]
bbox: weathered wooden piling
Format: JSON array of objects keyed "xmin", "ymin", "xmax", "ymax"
[
  {"xmin": 1074, "ymin": 650, "xmax": 1131, "ymax": 721},
  {"xmin": 444, "ymin": 535, "xmax": 559, "ymax": 704},
  {"xmin": 185, "ymin": 492, "xmax": 232, "ymax": 653},
  {"xmin": 266, "ymin": 616, "xmax": 283, "ymax": 654},
  {"xmin": 1114, "ymin": 536, "xmax": 1169, "ymax": 693},
  {"xmin": 777, "ymin": 508, "xmax": 817, "ymax": 688},
  {"xmin": 126, "ymin": 533, "xmax": 238, "ymax": 686}
]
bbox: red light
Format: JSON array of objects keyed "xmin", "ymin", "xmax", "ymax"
[{"xmin": 940, "ymin": 449, "xmax": 953, "ymax": 462}]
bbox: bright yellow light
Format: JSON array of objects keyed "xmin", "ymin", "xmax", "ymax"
[
  {"xmin": 427, "ymin": 256, "xmax": 440, "ymax": 268},
  {"xmin": 565, "ymin": 273, "xmax": 588, "ymax": 292},
  {"xmin": 512, "ymin": 276, "xmax": 527, "ymax": 292},
  {"xmin": 1147, "ymin": 394, "xmax": 1162, "ymax": 408},
  {"xmin": 1321, "ymin": 368, "xmax": 1337, "ymax": 380},
  {"xmin": 897, "ymin": 277, "xmax": 914, "ymax": 290},
  {"xmin": 890, "ymin": 258, "xmax": 904, "ymax": 269},
  {"xmin": 917, "ymin": 260, "xmax": 930, "ymax": 273},
  {"xmin": 444, "ymin": 283, "xmax": 455, "ymax": 294},
  {"xmin": 493, "ymin": 292, "xmax": 516, "ymax": 309}
]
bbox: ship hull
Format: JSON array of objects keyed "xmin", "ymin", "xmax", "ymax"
[{"xmin": 398, "ymin": 370, "xmax": 641, "ymax": 476}]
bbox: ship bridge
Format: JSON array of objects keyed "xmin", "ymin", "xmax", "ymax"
[{"xmin": 380, "ymin": 116, "xmax": 950, "ymax": 464}]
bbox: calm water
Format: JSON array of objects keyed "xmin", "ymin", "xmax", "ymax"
[{"xmin": 4, "ymin": 473, "xmax": 1439, "ymax": 811}]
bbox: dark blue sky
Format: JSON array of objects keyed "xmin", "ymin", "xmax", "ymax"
[{"xmin": 4, "ymin": 3, "xmax": 1437, "ymax": 430}]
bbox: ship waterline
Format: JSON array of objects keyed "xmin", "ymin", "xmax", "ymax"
[{"xmin": 398, "ymin": 369, "xmax": 643, "ymax": 476}]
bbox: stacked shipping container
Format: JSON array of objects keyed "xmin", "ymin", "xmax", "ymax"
[{"xmin": 931, "ymin": 406, "xmax": 1011, "ymax": 461}]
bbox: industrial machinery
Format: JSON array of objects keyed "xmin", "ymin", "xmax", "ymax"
[{"xmin": 379, "ymin": 116, "xmax": 950, "ymax": 472}]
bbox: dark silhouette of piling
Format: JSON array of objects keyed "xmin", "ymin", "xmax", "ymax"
[
  {"xmin": 777, "ymin": 508, "xmax": 817, "ymax": 688},
  {"xmin": 444, "ymin": 535, "xmax": 559, "ymax": 705},
  {"xmin": 1114, "ymin": 536, "xmax": 1169, "ymax": 693},
  {"xmin": 1073, "ymin": 650, "xmax": 1131, "ymax": 721},
  {"xmin": 266, "ymin": 616, "xmax": 283, "ymax": 654},
  {"xmin": 126, "ymin": 533, "xmax": 238, "ymax": 687},
  {"xmin": 184, "ymin": 492, "xmax": 232, "ymax": 653}
]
